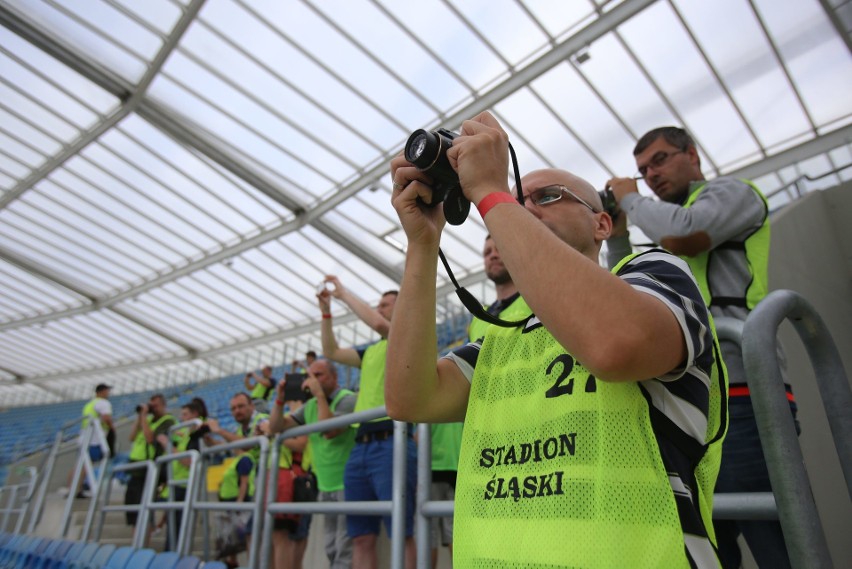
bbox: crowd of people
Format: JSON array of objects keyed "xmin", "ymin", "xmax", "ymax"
[{"xmin": 76, "ymin": 116, "xmax": 792, "ymax": 569}]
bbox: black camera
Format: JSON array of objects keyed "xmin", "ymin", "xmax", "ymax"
[
  {"xmin": 135, "ymin": 405, "xmax": 144, "ymax": 413},
  {"xmin": 404, "ymin": 128, "xmax": 470, "ymax": 225},
  {"xmin": 598, "ymin": 187, "xmax": 619, "ymax": 220}
]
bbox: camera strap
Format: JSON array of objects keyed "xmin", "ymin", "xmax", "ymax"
[
  {"xmin": 438, "ymin": 249, "xmax": 528, "ymax": 328},
  {"xmin": 438, "ymin": 142, "xmax": 529, "ymax": 329}
]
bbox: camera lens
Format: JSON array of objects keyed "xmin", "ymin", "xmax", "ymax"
[
  {"xmin": 408, "ymin": 133, "xmax": 429, "ymax": 161},
  {"xmin": 405, "ymin": 130, "xmax": 442, "ymax": 169},
  {"xmin": 135, "ymin": 405, "xmax": 142, "ymax": 413}
]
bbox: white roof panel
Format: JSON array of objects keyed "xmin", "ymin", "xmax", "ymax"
[{"xmin": 0, "ymin": 0, "xmax": 849, "ymax": 404}]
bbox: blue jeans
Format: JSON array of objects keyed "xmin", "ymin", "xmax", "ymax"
[
  {"xmin": 713, "ymin": 397, "xmax": 798, "ymax": 569},
  {"xmin": 344, "ymin": 436, "xmax": 417, "ymax": 538}
]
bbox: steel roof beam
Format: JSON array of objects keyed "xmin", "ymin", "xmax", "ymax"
[{"xmin": 0, "ymin": 245, "xmax": 198, "ymax": 356}]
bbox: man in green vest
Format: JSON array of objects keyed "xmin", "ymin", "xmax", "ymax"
[
  {"xmin": 606, "ymin": 126, "xmax": 795, "ymax": 569},
  {"xmin": 244, "ymin": 366, "xmax": 277, "ymax": 414},
  {"xmin": 387, "ymin": 111, "xmax": 725, "ymax": 568},
  {"xmin": 65, "ymin": 383, "xmax": 115, "ymax": 498},
  {"xmin": 468, "ymin": 234, "xmax": 523, "ymax": 343},
  {"xmin": 125, "ymin": 393, "xmax": 175, "ymax": 527},
  {"xmin": 318, "ymin": 275, "xmax": 417, "ymax": 569},
  {"xmin": 269, "ymin": 358, "xmax": 357, "ymax": 569}
]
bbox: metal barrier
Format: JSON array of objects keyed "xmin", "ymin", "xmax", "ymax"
[
  {"xmin": 96, "ymin": 459, "xmax": 158, "ymax": 548},
  {"xmin": 59, "ymin": 423, "xmax": 110, "ymax": 539},
  {"xmin": 163, "ymin": 419, "xmax": 203, "ymax": 551},
  {"xmin": 258, "ymin": 406, "xmax": 403, "ymax": 569},
  {"xmin": 191, "ymin": 435, "xmax": 270, "ymax": 569},
  {"xmin": 740, "ymin": 290, "xmax": 851, "ymax": 568},
  {"xmin": 0, "ymin": 466, "xmax": 36, "ymax": 533}
]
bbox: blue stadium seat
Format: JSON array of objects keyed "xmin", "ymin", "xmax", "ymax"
[
  {"xmin": 44, "ymin": 541, "xmax": 85, "ymax": 569},
  {"xmin": 29, "ymin": 539, "xmax": 73, "ymax": 569},
  {"xmin": 148, "ymin": 552, "xmax": 180, "ymax": 569},
  {"xmin": 73, "ymin": 543, "xmax": 115, "ymax": 569},
  {"xmin": 199, "ymin": 562, "xmax": 227, "ymax": 569},
  {"xmin": 171, "ymin": 556, "xmax": 200, "ymax": 569},
  {"xmin": 22, "ymin": 536, "xmax": 60, "ymax": 568},
  {"xmin": 120, "ymin": 549, "xmax": 155, "ymax": 569},
  {"xmin": 1, "ymin": 535, "xmax": 43, "ymax": 569},
  {"xmin": 101, "ymin": 547, "xmax": 134, "ymax": 569},
  {"xmin": 63, "ymin": 541, "xmax": 100, "ymax": 569}
]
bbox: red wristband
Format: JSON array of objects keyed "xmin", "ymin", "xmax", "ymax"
[
  {"xmin": 275, "ymin": 399, "xmax": 285, "ymax": 407},
  {"xmin": 322, "ymin": 313, "xmax": 332, "ymax": 319},
  {"xmin": 477, "ymin": 192, "xmax": 517, "ymax": 218}
]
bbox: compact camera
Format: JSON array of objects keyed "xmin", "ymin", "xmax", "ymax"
[{"xmin": 404, "ymin": 128, "xmax": 470, "ymax": 225}]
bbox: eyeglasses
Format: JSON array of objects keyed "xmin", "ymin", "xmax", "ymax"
[
  {"xmin": 636, "ymin": 150, "xmax": 685, "ymax": 178},
  {"xmin": 523, "ymin": 185, "xmax": 600, "ymax": 213}
]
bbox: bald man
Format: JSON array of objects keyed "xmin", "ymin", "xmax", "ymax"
[{"xmin": 387, "ymin": 112, "xmax": 726, "ymax": 568}]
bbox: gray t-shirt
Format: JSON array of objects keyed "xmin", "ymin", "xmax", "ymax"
[{"xmin": 607, "ymin": 176, "xmax": 786, "ymax": 384}]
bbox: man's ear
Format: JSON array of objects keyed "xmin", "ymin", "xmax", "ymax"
[
  {"xmin": 594, "ymin": 210, "xmax": 613, "ymax": 243},
  {"xmin": 686, "ymin": 145, "xmax": 701, "ymax": 170}
]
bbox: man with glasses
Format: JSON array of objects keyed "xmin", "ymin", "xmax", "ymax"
[
  {"xmin": 387, "ymin": 112, "xmax": 725, "ymax": 568},
  {"xmin": 605, "ymin": 126, "xmax": 793, "ymax": 568}
]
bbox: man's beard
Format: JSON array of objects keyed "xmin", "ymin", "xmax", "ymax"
[{"xmin": 488, "ymin": 268, "xmax": 512, "ymax": 285}]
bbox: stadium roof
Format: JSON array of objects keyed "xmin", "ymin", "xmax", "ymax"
[{"xmin": 1, "ymin": 0, "xmax": 850, "ymax": 406}]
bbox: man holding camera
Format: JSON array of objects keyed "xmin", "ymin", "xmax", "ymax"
[
  {"xmin": 244, "ymin": 366, "xmax": 277, "ymax": 414},
  {"xmin": 605, "ymin": 126, "xmax": 794, "ymax": 568},
  {"xmin": 318, "ymin": 275, "xmax": 417, "ymax": 569},
  {"xmin": 269, "ymin": 359, "xmax": 357, "ymax": 569},
  {"xmin": 126, "ymin": 393, "xmax": 175, "ymax": 527},
  {"xmin": 386, "ymin": 112, "xmax": 725, "ymax": 568}
]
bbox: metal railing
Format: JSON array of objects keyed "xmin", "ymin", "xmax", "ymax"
[
  {"xmin": 190, "ymin": 435, "xmax": 270, "ymax": 569},
  {"xmin": 163, "ymin": 418, "xmax": 203, "ymax": 551},
  {"xmin": 259, "ymin": 406, "xmax": 402, "ymax": 569},
  {"xmin": 0, "ymin": 466, "xmax": 36, "ymax": 533},
  {"xmin": 12, "ymin": 290, "xmax": 847, "ymax": 567},
  {"xmin": 740, "ymin": 290, "xmax": 851, "ymax": 568}
]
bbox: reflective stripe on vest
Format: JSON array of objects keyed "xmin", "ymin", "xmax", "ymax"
[{"xmin": 682, "ymin": 179, "xmax": 770, "ymax": 309}]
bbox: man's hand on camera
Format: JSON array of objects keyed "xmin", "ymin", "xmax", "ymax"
[
  {"xmin": 606, "ymin": 177, "xmax": 639, "ymax": 203},
  {"xmin": 323, "ymin": 275, "xmax": 344, "ymax": 299},
  {"xmin": 390, "ymin": 152, "xmax": 446, "ymax": 246},
  {"xmin": 302, "ymin": 374, "xmax": 323, "ymax": 399},
  {"xmin": 138, "ymin": 403, "xmax": 149, "ymax": 416},
  {"xmin": 447, "ymin": 111, "xmax": 511, "ymax": 206}
]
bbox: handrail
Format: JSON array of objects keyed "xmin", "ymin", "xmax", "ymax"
[
  {"xmin": 96, "ymin": 459, "xmax": 159, "ymax": 547},
  {"xmin": 194, "ymin": 435, "xmax": 270, "ymax": 569},
  {"xmin": 0, "ymin": 466, "xmax": 36, "ymax": 533},
  {"xmin": 144, "ymin": 450, "xmax": 201, "ymax": 555},
  {"xmin": 741, "ymin": 290, "xmax": 851, "ymax": 568},
  {"xmin": 259, "ymin": 405, "xmax": 406, "ymax": 569},
  {"xmin": 164, "ymin": 418, "xmax": 203, "ymax": 549}
]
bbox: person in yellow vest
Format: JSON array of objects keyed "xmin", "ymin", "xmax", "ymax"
[
  {"xmin": 216, "ymin": 447, "xmax": 256, "ymax": 569},
  {"xmin": 155, "ymin": 398, "xmax": 207, "ymax": 551},
  {"xmin": 318, "ymin": 275, "xmax": 417, "ymax": 569},
  {"xmin": 64, "ymin": 383, "xmax": 115, "ymax": 498},
  {"xmin": 207, "ymin": 391, "xmax": 269, "ymax": 564},
  {"xmin": 606, "ymin": 126, "xmax": 795, "ymax": 569},
  {"xmin": 387, "ymin": 111, "xmax": 726, "ymax": 568},
  {"xmin": 244, "ymin": 366, "xmax": 277, "ymax": 414},
  {"xmin": 126, "ymin": 393, "xmax": 175, "ymax": 528},
  {"xmin": 269, "ymin": 358, "xmax": 357, "ymax": 569}
]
